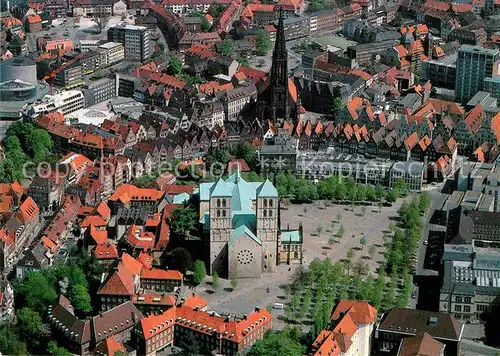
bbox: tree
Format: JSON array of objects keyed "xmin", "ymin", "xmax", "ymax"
[
  {"xmin": 238, "ymin": 57, "xmax": 249, "ymax": 67},
  {"xmin": 208, "ymin": 3, "xmax": 225, "ymax": 17},
  {"xmin": 360, "ymin": 236, "xmax": 367, "ymax": 250},
  {"xmin": 249, "ymin": 328, "xmax": 306, "ymax": 356},
  {"xmin": 337, "ymin": 224, "xmax": 345, "ymax": 239},
  {"xmin": 316, "ymin": 225, "xmax": 323, "ymax": 237},
  {"xmin": 336, "ymin": 212, "xmax": 342, "ymax": 223},
  {"xmin": 386, "ymin": 189, "xmax": 399, "ymax": 202},
  {"xmin": 0, "ymin": 324, "xmax": 27, "ymax": 355},
  {"xmin": 361, "ymin": 206, "xmax": 367, "ymax": 217},
  {"xmin": 212, "ymin": 272, "xmax": 219, "ymax": 291},
  {"xmin": 16, "ymin": 307, "xmax": 44, "ymax": 339},
  {"xmin": 93, "ymin": 6, "xmax": 110, "ymax": 34},
  {"xmin": 15, "ymin": 272, "xmax": 57, "ymax": 313},
  {"xmin": 201, "ymin": 16, "xmax": 211, "ymax": 32},
  {"xmin": 303, "ymin": 205, "xmax": 308, "ymax": 217},
  {"xmin": 345, "ymin": 248, "xmax": 354, "ymax": 274},
  {"xmin": 230, "ymin": 142, "xmax": 258, "ymax": 169},
  {"xmin": 167, "ymin": 247, "xmax": 193, "ymax": 274},
  {"xmin": 419, "ymin": 192, "xmax": 431, "ymax": 215},
  {"xmin": 352, "ymin": 260, "xmax": 368, "ymax": 276},
  {"xmin": 70, "ymin": 284, "xmax": 92, "ymax": 313},
  {"xmin": 328, "ymin": 236, "xmax": 335, "ymax": 246},
  {"xmin": 192, "ymin": 260, "xmax": 207, "ymax": 285},
  {"xmin": 230, "ymin": 278, "xmax": 238, "ymax": 291},
  {"xmin": 167, "ymin": 56, "xmax": 183, "ymax": 75},
  {"xmin": 169, "ymin": 207, "xmax": 197, "ymax": 236},
  {"xmin": 217, "ymin": 39, "xmax": 234, "ymax": 56},
  {"xmin": 331, "ymin": 97, "xmax": 344, "ymax": 117},
  {"xmin": 368, "ymin": 245, "xmax": 376, "ymax": 260},
  {"xmin": 256, "ymin": 29, "xmax": 272, "ymax": 55},
  {"xmin": 378, "ymin": 200, "xmax": 383, "ymax": 213}
]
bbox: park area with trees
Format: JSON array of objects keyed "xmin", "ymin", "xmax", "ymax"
[{"xmin": 248, "ymin": 192, "xmax": 431, "ymax": 355}]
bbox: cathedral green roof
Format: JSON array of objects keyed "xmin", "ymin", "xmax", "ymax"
[
  {"xmin": 256, "ymin": 179, "xmax": 278, "ymax": 197},
  {"xmin": 209, "ymin": 178, "xmax": 231, "ymax": 197},
  {"xmin": 229, "ymin": 224, "xmax": 261, "ymax": 246}
]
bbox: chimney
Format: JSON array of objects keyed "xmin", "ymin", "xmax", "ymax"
[
  {"xmin": 254, "ymin": 306, "xmax": 260, "ymax": 313},
  {"xmin": 243, "ymin": 314, "xmax": 248, "ymax": 320}
]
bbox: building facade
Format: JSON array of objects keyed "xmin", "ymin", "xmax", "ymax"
[
  {"xmin": 455, "ymin": 45, "xmax": 500, "ymax": 103},
  {"xmin": 107, "ymin": 25, "xmax": 151, "ymax": 62},
  {"xmin": 199, "ymin": 170, "xmax": 279, "ymax": 278}
]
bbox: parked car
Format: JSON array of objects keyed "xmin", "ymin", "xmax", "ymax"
[{"xmin": 423, "ymin": 240, "xmax": 428, "ymax": 245}]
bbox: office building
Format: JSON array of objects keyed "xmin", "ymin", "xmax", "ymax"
[
  {"xmin": 97, "ymin": 42, "xmax": 125, "ymax": 67},
  {"xmin": 82, "ymin": 77, "xmax": 117, "ymax": 107},
  {"xmin": 376, "ymin": 308, "xmax": 463, "ymax": 356},
  {"xmin": 107, "ymin": 25, "xmax": 151, "ymax": 62},
  {"xmin": 484, "ymin": 76, "xmax": 500, "ymax": 98},
  {"xmin": 26, "ymin": 90, "xmax": 85, "ymax": 118},
  {"xmin": 421, "ymin": 54, "xmax": 457, "ymax": 90},
  {"xmin": 441, "ymin": 240, "xmax": 500, "ymax": 322},
  {"xmin": 455, "ymin": 45, "xmax": 500, "ymax": 103}
]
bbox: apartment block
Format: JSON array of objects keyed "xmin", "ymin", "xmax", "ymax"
[
  {"xmin": 107, "ymin": 25, "xmax": 151, "ymax": 62},
  {"xmin": 455, "ymin": 45, "xmax": 500, "ymax": 103}
]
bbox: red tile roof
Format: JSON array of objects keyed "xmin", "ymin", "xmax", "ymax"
[
  {"xmin": 183, "ymin": 294, "xmax": 208, "ymax": 310},
  {"xmin": 120, "ymin": 253, "xmax": 143, "ymax": 276},
  {"xmin": 97, "ymin": 270, "xmax": 135, "ymax": 296},
  {"xmin": 140, "ymin": 268, "xmax": 183, "ymax": 280},
  {"xmin": 139, "ymin": 306, "xmax": 177, "ymax": 341},
  {"xmin": 126, "ymin": 225, "xmax": 155, "ymax": 251},
  {"xmin": 93, "ymin": 336, "xmax": 126, "ymax": 356},
  {"xmin": 399, "ymin": 332, "xmax": 444, "ymax": 356},
  {"xmin": 465, "ymin": 104, "xmax": 484, "ymax": 135},
  {"xmin": 109, "ymin": 184, "xmax": 165, "ymax": 204},
  {"xmin": 136, "ymin": 252, "xmax": 153, "ymax": 269},
  {"xmin": 18, "ymin": 197, "xmax": 39, "ymax": 224},
  {"xmin": 26, "ymin": 14, "xmax": 41, "ymax": 24},
  {"xmin": 93, "ymin": 243, "xmax": 119, "ymax": 260},
  {"xmin": 491, "ymin": 111, "xmax": 500, "ymax": 144}
]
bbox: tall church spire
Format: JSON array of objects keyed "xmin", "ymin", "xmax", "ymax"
[{"xmin": 269, "ymin": 10, "xmax": 289, "ymax": 121}]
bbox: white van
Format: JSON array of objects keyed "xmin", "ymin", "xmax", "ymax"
[{"xmin": 273, "ymin": 303, "xmax": 284, "ymax": 310}]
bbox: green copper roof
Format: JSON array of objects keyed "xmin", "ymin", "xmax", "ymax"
[
  {"xmin": 210, "ymin": 178, "xmax": 231, "ymax": 197},
  {"xmin": 229, "ymin": 224, "xmax": 261, "ymax": 246},
  {"xmin": 281, "ymin": 230, "xmax": 302, "ymax": 243},
  {"xmin": 256, "ymin": 179, "xmax": 278, "ymax": 197},
  {"xmin": 173, "ymin": 193, "xmax": 190, "ymax": 204}
]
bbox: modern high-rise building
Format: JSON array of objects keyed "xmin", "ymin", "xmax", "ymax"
[
  {"xmin": 455, "ymin": 45, "xmax": 500, "ymax": 103},
  {"xmin": 107, "ymin": 24, "xmax": 151, "ymax": 62}
]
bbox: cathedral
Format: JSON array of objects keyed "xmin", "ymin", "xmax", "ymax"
[
  {"xmin": 257, "ymin": 10, "xmax": 301, "ymax": 125},
  {"xmin": 199, "ymin": 170, "xmax": 279, "ymax": 278}
]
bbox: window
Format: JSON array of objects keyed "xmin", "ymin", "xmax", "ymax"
[
  {"xmin": 455, "ymin": 296, "xmax": 463, "ymax": 303},
  {"xmin": 217, "ymin": 199, "xmax": 220, "ymax": 208},
  {"xmin": 217, "ymin": 210, "xmax": 220, "ymax": 217},
  {"xmin": 269, "ymin": 199, "xmax": 273, "ymax": 208},
  {"xmin": 269, "ymin": 210, "xmax": 273, "ymax": 217},
  {"xmin": 263, "ymin": 199, "xmax": 267, "ymax": 207},
  {"xmin": 222, "ymin": 210, "xmax": 226, "ymax": 217},
  {"xmin": 464, "ymin": 305, "xmax": 471, "ymax": 312},
  {"xmin": 263, "ymin": 210, "xmax": 267, "ymax": 217},
  {"xmin": 222, "ymin": 199, "xmax": 226, "ymax": 208},
  {"xmin": 464, "ymin": 297, "xmax": 472, "ymax": 304},
  {"xmin": 454, "ymin": 305, "xmax": 462, "ymax": 312}
]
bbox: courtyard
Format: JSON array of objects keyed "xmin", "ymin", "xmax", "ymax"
[{"xmin": 195, "ymin": 198, "xmax": 407, "ymax": 330}]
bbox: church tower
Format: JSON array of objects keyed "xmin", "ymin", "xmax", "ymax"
[
  {"xmin": 269, "ymin": 10, "xmax": 289, "ymax": 122},
  {"xmin": 209, "ymin": 179, "xmax": 232, "ymax": 275},
  {"xmin": 256, "ymin": 180, "xmax": 279, "ymax": 273}
]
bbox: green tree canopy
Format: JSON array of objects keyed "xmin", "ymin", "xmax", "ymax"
[
  {"xmin": 256, "ymin": 29, "xmax": 272, "ymax": 55},
  {"xmin": 216, "ymin": 39, "xmax": 234, "ymax": 56},
  {"xmin": 167, "ymin": 56, "xmax": 183, "ymax": 76},
  {"xmin": 192, "ymin": 260, "xmax": 207, "ymax": 284},
  {"xmin": 169, "ymin": 207, "xmax": 197, "ymax": 236},
  {"xmin": 47, "ymin": 341, "xmax": 72, "ymax": 356},
  {"xmin": 70, "ymin": 284, "xmax": 92, "ymax": 313},
  {"xmin": 332, "ymin": 97, "xmax": 344, "ymax": 116},
  {"xmin": 167, "ymin": 247, "xmax": 193, "ymax": 273},
  {"xmin": 249, "ymin": 328, "xmax": 306, "ymax": 356},
  {"xmin": 201, "ymin": 16, "xmax": 211, "ymax": 32},
  {"xmin": 15, "ymin": 272, "xmax": 57, "ymax": 313},
  {"xmin": 0, "ymin": 324, "xmax": 27, "ymax": 355}
]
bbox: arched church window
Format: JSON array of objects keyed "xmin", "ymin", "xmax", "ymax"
[
  {"xmin": 217, "ymin": 210, "xmax": 220, "ymax": 217},
  {"xmin": 269, "ymin": 210, "xmax": 273, "ymax": 217},
  {"xmin": 269, "ymin": 199, "xmax": 273, "ymax": 208},
  {"xmin": 263, "ymin": 199, "xmax": 268, "ymax": 207},
  {"xmin": 217, "ymin": 199, "xmax": 221, "ymax": 208},
  {"xmin": 222, "ymin": 199, "xmax": 226, "ymax": 208},
  {"xmin": 263, "ymin": 210, "xmax": 267, "ymax": 217},
  {"xmin": 222, "ymin": 210, "xmax": 226, "ymax": 217}
]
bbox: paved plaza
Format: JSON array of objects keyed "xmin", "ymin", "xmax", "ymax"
[{"xmin": 195, "ymin": 199, "xmax": 405, "ymax": 329}]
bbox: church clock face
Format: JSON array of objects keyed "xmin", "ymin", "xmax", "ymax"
[{"xmin": 236, "ymin": 249, "xmax": 254, "ymax": 265}]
